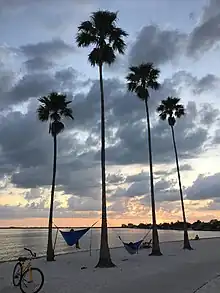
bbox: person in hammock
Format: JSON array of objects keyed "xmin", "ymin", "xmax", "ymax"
[{"xmin": 70, "ymin": 228, "xmax": 81, "ymax": 249}]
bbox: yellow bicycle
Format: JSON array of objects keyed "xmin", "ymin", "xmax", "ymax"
[{"xmin": 12, "ymin": 248, "xmax": 44, "ymax": 293}]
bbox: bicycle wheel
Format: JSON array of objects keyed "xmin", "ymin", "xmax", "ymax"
[
  {"xmin": 12, "ymin": 262, "xmax": 22, "ymax": 286},
  {"xmin": 20, "ymin": 267, "xmax": 44, "ymax": 293}
]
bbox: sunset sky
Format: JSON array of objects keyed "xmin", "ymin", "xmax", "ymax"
[{"xmin": 0, "ymin": 0, "xmax": 220, "ymax": 227}]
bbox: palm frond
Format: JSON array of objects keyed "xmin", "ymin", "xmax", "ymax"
[
  {"xmin": 37, "ymin": 105, "xmax": 50, "ymax": 121},
  {"xmin": 159, "ymin": 112, "xmax": 167, "ymax": 120},
  {"xmin": 156, "ymin": 104, "xmax": 165, "ymax": 113},
  {"xmin": 126, "ymin": 62, "xmax": 160, "ymax": 101},
  {"xmin": 37, "ymin": 92, "xmax": 74, "ymax": 136},
  {"xmin": 110, "ymin": 27, "xmax": 128, "ymax": 53},
  {"xmin": 88, "ymin": 46, "xmax": 116, "ymax": 66},
  {"xmin": 76, "ymin": 10, "xmax": 127, "ymax": 66},
  {"xmin": 91, "ymin": 10, "xmax": 117, "ymax": 33},
  {"xmin": 60, "ymin": 107, "xmax": 74, "ymax": 120},
  {"xmin": 157, "ymin": 96, "xmax": 185, "ymax": 122}
]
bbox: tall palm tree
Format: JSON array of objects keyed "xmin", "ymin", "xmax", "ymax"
[
  {"xmin": 126, "ymin": 63, "xmax": 162, "ymax": 256},
  {"xmin": 76, "ymin": 10, "xmax": 127, "ymax": 268},
  {"xmin": 157, "ymin": 97, "xmax": 192, "ymax": 250},
  {"xmin": 37, "ymin": 92, "xmax": 74, "ymax": 261}
]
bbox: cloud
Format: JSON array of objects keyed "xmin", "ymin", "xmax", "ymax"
[
  {"xmin": 101, "ymin": 101, "xmax": 208, "ymax": 166},
  {"xmin": 20, "ymin": 39, "xmax": 73, "ymax": 59},
  {"xmin": 67, "ymin": 196, "xmax": 101, "ymax": 211},
  {"xmin": 171, "ymin": 164, "xmax": 193, "ymax": 173},
  {"xmin": 193, "ymin": 74, "xmax": 220, "ymax": 95},
  {"xmin": 111, "ymin": 171, "xmax": 180, "ymax": 203},
  {"xmin": 24, "ymin": 188, "xmax": 42, "ymax": 200},
  {"xmin": 24, "ymin": 57, "xmax": 54, "ymax": 72},
  {"xmin": 129, "ymin": 25, "xmax": 187, "ymax": 66},
  {"xmin": 170, "ymin": 71, "xmax": 220, "ymax": 96},
  {"xmin": 0, "ymin": 66, "xmax": 78, "ymax": 108},
  {"xmin": 0, "ymin": 60, "xmax": 219, "ymax": 220},
  {"xmin": 107, "ymin": 173, "xmax": 125, "ymax": 185},
  {"xmin": 187, "ymin": 0, "xmax": 220, "ymax": 56},
  {"xmin": 199, "ymin": 103, "xmax": 220, "ymax": 126},
  {"xmin": 186, "ymin": 173, "xmax": 220, "ymax": 200},
  {"xmin": 20, "ymin": 39, "xmax": 74, "ymax": 72}
]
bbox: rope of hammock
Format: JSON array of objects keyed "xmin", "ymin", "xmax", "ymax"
[
  {"xmin": 108, "ymin": 220, "xmax": 152, "ymax": 247},
  {"xmin": 53, "ymin": 219, "xmax": 99, "ymax": 251}
]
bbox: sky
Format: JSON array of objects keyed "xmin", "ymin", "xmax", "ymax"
[{"xmin": 0, "ymin": 0, "xmax": 220, "ymax": 227}]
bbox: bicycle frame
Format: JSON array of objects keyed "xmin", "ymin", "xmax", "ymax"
[{"xmin": 20, "ymin": 259, "xmax": 33, "ymax": 282}]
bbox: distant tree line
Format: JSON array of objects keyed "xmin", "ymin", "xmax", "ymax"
[{"xmin": 121, "ymin": 219, "xmax": 220, "ymax": 231}]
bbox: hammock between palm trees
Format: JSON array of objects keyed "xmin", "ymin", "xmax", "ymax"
[
  {"xmin": 118, "ymin": 229, "xmax": 151, "ymax": 255},
  {"xmin": 53, "ymin": 221, "xmax": 98, "ymax": 247}
]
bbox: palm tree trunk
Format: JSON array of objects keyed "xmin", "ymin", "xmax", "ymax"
[
  {"xmin": 144, "ymin": 98, "xmax": 162, "ymax": 256},
  {"xmin": 96, "ymin": 63, "xmax": 115, "ymax": 268},
  {"xmin": 170, "ymin": 125, "xmax": 192, "ymax": 250},
  {"xmin": 47, "ymin": 134, "xmax": 57, "ymax": 261}
]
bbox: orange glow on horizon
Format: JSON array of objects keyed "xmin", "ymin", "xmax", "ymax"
[{"xmin": 1, "ymin": 210, "xmax": 220, "ymax": 228}]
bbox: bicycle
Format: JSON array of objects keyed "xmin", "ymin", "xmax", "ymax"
[{"xmin": 12, "ymin": 247, "xmax": 44, "ymax": 293}]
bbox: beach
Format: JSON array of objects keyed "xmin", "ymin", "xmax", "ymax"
[{"xmin": 1, "ymin": 238, "xmax": 220, "ymax": 293}]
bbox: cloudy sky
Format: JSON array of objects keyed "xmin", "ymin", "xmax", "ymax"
[{"xmin": 0, "ymin": 0, "xmax": 220, "ymax": 227}]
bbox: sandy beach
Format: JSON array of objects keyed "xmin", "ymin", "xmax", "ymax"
[{"xmin": 1, "ymin": 238, "xmax": 220, "ymax": 293}]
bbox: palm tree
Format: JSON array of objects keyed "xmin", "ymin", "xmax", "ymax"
[
  {"xmin": 37, "ymin": 92, "xmax": 74, "ymax": 261},
  {"xmin": 126, "ymin": 63, "xmax": 162, "ymax": 256},
  {"xmin": 76, "ymin": 10, "xmax": 128, "ymax": 268},
  {"xmin": 157, "ymin": 96, "xmax": 192, "ymax": 250}
]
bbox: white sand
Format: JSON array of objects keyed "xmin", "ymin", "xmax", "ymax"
[{"xmin": 1, "ymin": 238, "xmax": 220, "ymax": 293}]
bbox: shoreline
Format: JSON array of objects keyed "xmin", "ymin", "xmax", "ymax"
[{"xmin": 1, "ymin": 235, "xmax": 220, "ymax": 265}]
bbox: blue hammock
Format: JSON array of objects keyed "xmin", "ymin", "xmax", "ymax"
[
  {"xmin": 118, "ymin": 229, "xmax": 151, "ymax": 255},
  {"xmin": 119, "ymin": 236, "xmax": 144, "ymax": 255},
  {"xmin": 54, "ymin": 221, "xmax": 98, "ymax": 247},
  {"xmin": 60, "ymin": 228, "xmax": 90, "ymax": 246}
]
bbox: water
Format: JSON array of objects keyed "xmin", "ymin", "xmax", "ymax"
[{"xmin": 0, "ymin": 228, "xmax": 220, "ymax": 262}]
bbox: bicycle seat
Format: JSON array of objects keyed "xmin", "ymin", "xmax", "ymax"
[{"xmin": 18, "ymin": 257, "xmax": 28, "ymax": 262}]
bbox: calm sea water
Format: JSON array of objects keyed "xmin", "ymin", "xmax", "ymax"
[{"xmin": 0, "ymin": 228, "xmax": 219, "ymax": 262}]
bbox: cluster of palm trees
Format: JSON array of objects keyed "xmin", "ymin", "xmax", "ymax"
[{"xmin": 37, "ymin": 10, "xmax": 192, "ymax": 267}]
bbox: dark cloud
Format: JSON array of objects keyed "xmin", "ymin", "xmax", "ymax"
[
  {"xmin": 67, "ymin": 196, "xmax": 101, "ymax": 211},
  {"xmin": 107, "ymin": 173, "xmax": 125, "ymax": 185},
  {"xmin": 129, "ymin": 25, "xmax": 187, "ymax": 66},
  {"xmin": 0, "ymin": 63, "xmax": 218, "ymax": 219},
  {"xmin": 0, "ymin": 201, "xmax": 99, "ymax": 220},
  {"xmin": 170, "ymin": 71, "xmax": 220, "ymax": 96},
  {"xmin": 111, "ymin": 172, "xmax": 179, "ymax": 203},
  {"xmin": 113, "ymin": 180, "xmax": 148, "ymax": 198},
  {"xmin": 24, "ymin": 188, "xmax": 42, "ymax": 200},
  {"xmin": 20, "ymin": 39, "xmax": 73, "ymax": 59},
  {"xmin": 171, "ymin": 164, "xmax": 193, "ymax": 173},
  {"xmin": 0, "ymin": 71, "xmax": 215, "ymax": 200},
  {"xmin": 199, "ymin": 103, "xmax": 220, "ymax": 126},
  {"xmin": 20, "ymin": 39, "xmax": 74, "ymax": 72},
  {"xmin": 0, "ymin": 67, "xmax": 78, "ymax": 109},
  {"xmin": 101, "ymin": 101, "xmax": 208, "ymax": 166},
  {"xmin": 126, "ymin": 171, "xmax": 148, "ymax": 183},
  {"xmin": 24, "ymin": 57, "xmax": 54, "ymax": 72},
  {"xmin": 186, "ymin": 173, "xmax": 220, "ymax": 200},
  {"xmin": 193, "ymin": 74, "xmax": 220, "ymax": 95},
  {"xmin": 187, "ymin": 0, "xmax": 220, "ymax": 56}
]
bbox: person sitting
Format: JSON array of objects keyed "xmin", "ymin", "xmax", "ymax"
[
  {"xmin": 194, "ymin": 234, "xmax": 199, "ymax": 240},
  {"xmin": 70, "ymin": 228, "xmax": 81, "ymax": 249},
  {"xmin": 142, "ymin": 239, "xmax": 152, "ymax": 249}
]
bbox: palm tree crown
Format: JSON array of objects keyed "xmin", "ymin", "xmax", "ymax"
[
  {"xmin": 126, "ymin": 63, "xmax": 160, "ymax": 100},
  {"xmin": 157, "ymin": 96, "xmax": 185, "ymax": 126},
  {"xmin": 76, "ymin": 10, "xmax": 128, "ymax": 66},
  {"xmin": 37, "ymin": 92, "xmax": 74, "ymax": 136}
]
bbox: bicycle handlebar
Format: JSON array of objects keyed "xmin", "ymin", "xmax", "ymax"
[{"xmin": 24, "ymin": 247, "xmax": 36, "ymax": 258}]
